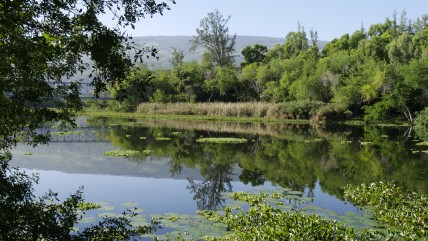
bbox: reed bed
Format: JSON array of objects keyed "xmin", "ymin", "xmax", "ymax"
[{"xmin": 136, "ymin": 102, "xmax": 274, "ymax": 118}]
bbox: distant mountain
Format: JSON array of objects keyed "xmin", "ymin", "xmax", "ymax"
[
  {"xmin": 70, "ymin": 36, "xmax": 328, "ymax": 83},
  {"xmin": 133, "ymin": 35, "xmax": 328, "ymax": 69}
]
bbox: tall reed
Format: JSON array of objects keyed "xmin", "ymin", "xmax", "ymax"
[{"xmin": 136, "ymin": 102, "xmax": 273, "ymax": 118}]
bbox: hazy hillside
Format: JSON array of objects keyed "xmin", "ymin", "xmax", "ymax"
[
  {"xmin": 71, "ymin": 36, "xmax": 327, "ymax": 82},
  {"xmin": 134, "ymin": 35, "xmax": 328, "ymax": 69}
]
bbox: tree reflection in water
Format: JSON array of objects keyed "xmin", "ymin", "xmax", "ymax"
[
  {"xmin": 89, "ymin": 117, "xmax": 428, "ymax": 196},
  {"xmin": 187, "ymin": 163, "xmax": 233, "ymax": 210}
]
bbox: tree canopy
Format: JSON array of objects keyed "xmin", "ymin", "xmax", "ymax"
[
  {"xmin": 0, "ymin": 0, "xmax": 175, "ymax": 149},
  {"xmin": 190, "ymin": 9, "xmax": 236, "ymax": 67},
  {"xmin": 117, "ymin": 12, "xmax": 428, "ymax": 124},
  {"xmin": 0, "ymin": 0, "xmax": 174, "ymax": 239}
]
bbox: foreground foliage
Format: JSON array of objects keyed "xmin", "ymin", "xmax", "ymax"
[
  {"xmin": 0, "ymin": 0, "xmax": 174, "ymax": 239},
  {"xmin": 198, "ymin": 192, "xmax": 385, "ymax": 241},
  {"xmin": 195, "ymin": 182, "xmax": 428, "ymax": 240},
  {"xmin": 0, "ymin": 168, "xmax": 155, "ymax": 240},
  {"xmin": 344, "ymin": 182, "xmax": 428, "ymax": 239}
]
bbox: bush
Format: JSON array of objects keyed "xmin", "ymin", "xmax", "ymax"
[
  {"xmin": 415, "ymin": 107, "xmax": 428, "ymax": 141},
  {"xmin": 311, "ymin": 103, "xmax": 351, "ymax": 122},
  {"xmin": 266, "ymin": 100, "xmax": 324, "ymax": 120}
]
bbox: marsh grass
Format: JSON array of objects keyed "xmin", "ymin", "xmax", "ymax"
[{"xmin": 136, "ymin": 102, "xmax": 273, "ymax": 118}]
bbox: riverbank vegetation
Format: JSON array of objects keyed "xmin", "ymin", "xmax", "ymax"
[
  {"xmin": 92, "ymin": 11, "xmax": 428, "ymax": 126},
  {"xmin": 196, "ymin": 182, "xmax": 427, "ymax": 240}
]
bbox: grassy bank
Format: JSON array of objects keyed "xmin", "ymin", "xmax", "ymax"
[
  {"xmin": 136, "ymin": 101, "xmax": 332, "ymax": 120},
  {"xmin": 83, "ymin": 110, "xmax": 311, "ymax": 124},
  {"xmin": 85, "ymin": 101, "xmax": 411, "ymax": 127}
]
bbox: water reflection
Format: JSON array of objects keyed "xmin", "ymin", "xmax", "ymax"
[
  {"xmin": 11, "ymin": 117, "xmax": 428, "ymax": 215},
  {"xmin": 93, "ymin": 117, "xmax": 427, "ymax": 196},
  {"xmin": 187, "ymin": 163, "xmax": 233, "ymax": 210}
]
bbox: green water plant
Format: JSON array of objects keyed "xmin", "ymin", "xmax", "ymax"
[
  {"xmin": 344, "ymin": 181, "xmax": 428, "ymax": 239},
  {"xmin": 360, "ymin": 141, "xmax": 374, "ymax": 146},
  {"xmin": 198, "ymin": 192, "xmax": 385, "ymax": 241},
  {"xmin": 77, "ymin": 202, "xmax": 101, "ymax": 211},
  {"xmin": 155, "ymin": 137, "xmax": 172, "ymax": 141},
  {"xmin": 142, "ymin": 150, "xmax": 154, "ymax": 155},
  {"xmin": 416, "ymin": 141, "xmax": 428, "ymax": 146},
  {"xmin": 196, "ymin": 138, "xmax": 247, "ymax": 144},
  {"xmin": 103, "ymin": 150, "xmax": 140, "ymax": 157}
]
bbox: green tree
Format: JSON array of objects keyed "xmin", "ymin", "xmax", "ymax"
[
  {"xmin": 283, "ymin": 24, "xmax": 309, "ymax": 59},
  {"xmin": 0, "ymin": 0, "xmax": 174, "ymax": 239},
  {"xmin": 172, "ymin": 61, "xmax": 206, "ymax": 102},
  {"xmin": 191, "ymin": 9, "xmax": 236, "ymax": 67},
  {"xmin": 170, "ymin": 47, "xmax": 185, "ymax": 68},
  {"xmin": 241, "ymin": 63, "xmax": 263, "ymax": 100},
  {"xmin": 388, "ymin": 31, "xmax": 414, "ymax": 64},
  {"xmin": 204, "ymin": 67, "xmax": 240, "ymax": 101},
  {"xmin": 241, "ymin": 44, "xmax": 268, "ymax": 67},
  {"xmin": 114, "ymin": 66, "xmax": 155, "ymax": 111}
]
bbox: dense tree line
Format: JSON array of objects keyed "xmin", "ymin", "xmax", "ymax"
[{"xmin": 115, "ymin": 12, "xmax": 428, "ymax": 123}]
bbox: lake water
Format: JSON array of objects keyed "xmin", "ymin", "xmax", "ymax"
[{"xmin": 10, "ymin": 116, "xmax": 428, "ymax": 239}]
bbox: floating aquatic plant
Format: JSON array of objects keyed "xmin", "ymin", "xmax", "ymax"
[
  {"xmin": 98, "ymin": 205, "xmax": 115, "ymax": 211},
  {"xmin": 97, "ymin": 212, "xmax": 117, "ymax": 218},
  {"xmin": 50, "ymin": 130, "xmax": 91, "ymax": 136},
  {"xmin": 78, "ymin": 217, "xmax": 96, "ymax": 224},
  {"xmin": 344, "ymin": 181, "xmax": 428, "ymax": 239},
  {"xmin": 121, "ymin": 202, "xmax": 139, "ymax": 208},
  {"xmin": 196, "ymin": 137, "xmax": 247, "ymax": 144},
  {"xmin": 103, "ymin": 150, "xmax": 140, "ymax": 157},
  {"xmin": 142, "ymin": 150, "xmax": 154, "ymax": 155},
  {"xmin": 77, "ymin": 202, "xmax": 101, "ymax": 211},
  {"xmin": 197, "ymin": 193, "xmax": 385, "ymax": 241},
  {"xmin": 360, "ymin": 141, "xmax": 374, "ymax": 146},
  {"xmin": 416, "ymin": 141, "xmax": 428, "ymax": 146},
  {"xmin": 304, "ymin": 138, "xmax": 323, "ymax": 143},
  {"xmin": 155, "ymin": 137, "xmax": 172, "ymax": 141}
]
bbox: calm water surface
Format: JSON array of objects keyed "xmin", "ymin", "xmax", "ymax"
[{"xmin": 10, "ymin": 117, "xmax": 428, "ymax": 237}]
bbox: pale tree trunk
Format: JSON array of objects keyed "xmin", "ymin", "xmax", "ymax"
[{"xmin": 403, "ymin": 106, "xmax": 413, "ymax": 124}]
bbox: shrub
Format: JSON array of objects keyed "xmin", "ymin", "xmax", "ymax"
[
  {"xmin": 311, "ymin": 103, "xmax": 351, "ymax": 122},
  {"xmin": 266, "ymin": 100, "xmax": 324, "ymax": 120},
  {"xmin": 415, "ymin": 107, "xmax": 428, "ymax": 141}
]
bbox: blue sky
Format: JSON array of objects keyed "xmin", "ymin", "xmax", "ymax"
[{"xmin": 110, "ymin": 1, "xmax": 427, "ymax": 41}]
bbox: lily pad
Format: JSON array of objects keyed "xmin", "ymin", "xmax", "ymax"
[
  {"xmin": 121, "ymin": 202, "xmax": 138, "ymax": 207},
  {"xmin": 79, "ymin": 217, "xmax": 96, "ymax": 224},
  {"xmin": 97, "ymin": 212, "xmax": 116, "ymax": 218},
  {"xmin": 196, "ymin": 137, "xmax": 247, "ymax": 144},
  {"xmin": 98, "ymin": 205, "xmax": 115, "ymax": 211},
  {"xmin": 285, "ymin": 190, "xmax": 304, "ymax": 195}
]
